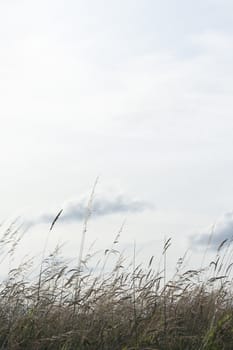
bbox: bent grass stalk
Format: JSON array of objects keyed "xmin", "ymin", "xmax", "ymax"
[{"xmin": 37, "ymin": 209, "xmax": 63, "ymax": 301}]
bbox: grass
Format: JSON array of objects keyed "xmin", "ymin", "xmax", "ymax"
[{"xmin": 0, "ymin": 217, "xmax": 233, "ymax": 349}]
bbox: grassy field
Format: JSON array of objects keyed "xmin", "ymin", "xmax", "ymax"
[{"xmin": 0, "ymin": 217, "xmax": 233, "ymax": 350}]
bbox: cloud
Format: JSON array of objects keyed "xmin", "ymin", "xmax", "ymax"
[
  {"xmin": 23, "ymin": 192, "xmax": 153, "ymax": 230},
  {"xmin": 191, "ymin": 211, "xmax": 233, "ymax": 250}
]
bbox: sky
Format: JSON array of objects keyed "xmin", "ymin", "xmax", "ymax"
[{"xmin": 1, "ymin": 0, "xmax": 233, "ymax": 271}]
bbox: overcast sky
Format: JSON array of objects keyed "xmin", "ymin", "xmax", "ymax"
[{"xmin": 1, "ymin": 0, "xmax": 233, "ymax": 268}]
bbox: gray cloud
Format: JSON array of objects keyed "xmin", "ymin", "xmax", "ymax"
[
  {"xmin": 191, "ymin": 211, "xmax": 233, "ymax": 250},
  {"xmin": 24, "ymin": 193, "xmax": 153, "ymax": 230}
]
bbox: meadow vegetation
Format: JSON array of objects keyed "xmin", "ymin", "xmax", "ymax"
[{"xmin": 0, "ymin": 214, "xmax": 233, "ymax": 349}]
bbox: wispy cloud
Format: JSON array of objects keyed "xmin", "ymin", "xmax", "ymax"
[
  {"xmin": 23, "ymin": 192, "xmax": 153, "ymax": 230},
  {"xmin": 191, "ymin": 211, "xmax": 233, "ymax": 250}
]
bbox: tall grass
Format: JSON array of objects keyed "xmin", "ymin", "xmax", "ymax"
[{"xmin": 0, "ymin": 220, "xmax": 233, "ymax": 349}]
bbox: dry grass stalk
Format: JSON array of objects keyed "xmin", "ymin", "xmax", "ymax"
[{"xmin": 0, "ymin": 212, "xmax": 232, "ymax": 349}]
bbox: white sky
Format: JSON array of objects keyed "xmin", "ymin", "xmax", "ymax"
[{"xmin": 1, "ymin": 0, "xmax": 233, "ymax": 270}]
